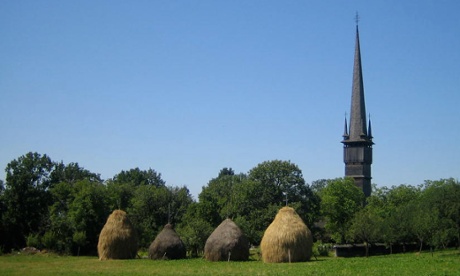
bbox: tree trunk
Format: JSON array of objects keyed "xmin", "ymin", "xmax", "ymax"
[
  {"xmin": 364, "ymin": 242, "xmax": 369, "ymax": 257},
  {"xmin": 419, "ymin": 238, "xmax": 423, "ymax": 253}
]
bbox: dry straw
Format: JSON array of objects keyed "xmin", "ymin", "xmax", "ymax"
[
  {"xmin": 204, "ymin": 218, "xmax": 249, "ymax": 261},
  {"xmin": 97, "ymin": 210, "xmax": 138, "ymax": 260},
  {"xmin": 261, "ymin": 206, "xmax": 313, "ymax": 263},
  {"xmin": 148, "ymin": 223, "xmax": 186, "ymax": 260}
]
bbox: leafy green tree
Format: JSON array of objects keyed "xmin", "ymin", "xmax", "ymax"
[
  {"xmin": 167, "ymin": 186, "xmax": 194, "ymax": 224},
  {"xmin": 106, "ymin": 180, "xmax": 136, "ymax": 211},
  {"xmin": 231, "ymin": 178, "xmax": 281, "ymax": 244},
  {"xmin": 50, "ymin": 162, "xmax": 101, "ymax": 185},
  {"xmin": 197, "ymin": 170, "xmax": 245, "ymax": 226},
  {"xmin": 320, "ymin": 177, "xmax": 365, "ymax": 243},
  {"xmin": 311, "ymin": 179, "xmax": 329, "ymax": 195},
  {"xmin": 47, "ymin": 162, "xmax": 105, "ymax": 254},
  {"xmin": 218, "ymin": 167, "xmax": 235, "ymax": 177},
  {"xmin": 248, "ymin": 160, "xmax": 321, "ymax": 232},
  {"xmin": 406, "ymin": 199, "xmax": 439, "ymax": 253},
  {"xmin": 1, "ymin": 152, "xmax": 54, "ymax": 251},
  {"xmin": 48, "ymin": 181, "xmax": 75, "ymax": 253},
  {"xmin": 128, "ymin": 183, "xmax": 193, "ymax": 248},
  {"xmin": 419, "ymin": 179, "xmax": 460, "ymax": 251},
  {"xmin": 73, "ymin": 231, "xmax": 86, "ymax": 256},
  {"xmin": 197, "ymin": 162, "xmax": 320, "ymax": 245},
  {"xmin": 127, "ymin": 185, "xmax": 161, "ymax": 247},
  {"xmin": 383, "ymin": 185, "xmax": 420, "ymax": 250},
  {"xmin": 347, "ymin": 207, "xmax": 383, "ymax": 256},
  {"xmin": 248, "ymin": 160, "xmax": 304, "ymax": 202},
  {"xmin": 106, "ymin": 168, "xmax": 165, "ymax": 211},
  {"xmin": 112, "ymin": 168, "xmax": 165, "ymax": 187},
  {"xmin": 67, "ymin": 179, "xmax": 110, "ymax": 255},
  {"xmin": 176, "ymin": 203, "xmax": 213, "ymax": 257}
]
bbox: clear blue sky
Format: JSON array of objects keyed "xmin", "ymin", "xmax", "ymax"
[{"xmin": 1, "ymin": 1, "xmax": 459, "ymax": 199}]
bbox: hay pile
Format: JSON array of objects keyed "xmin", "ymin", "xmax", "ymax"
[
  {"xmin": 97, "ymin": 210, "xmax": 138, "ymax": 260},
  {"xmin": 260, "ymin": 206, "xmax": 313, "ymax": 263},
  {"xmin": 204, "ymin": 218, "xmax": 249, "ymax": 261},
  {"xmin": 148, "ymin": 224, "xmax": 186, "ymax": 260}
]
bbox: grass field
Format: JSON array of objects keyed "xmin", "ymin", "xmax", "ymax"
[{"xmin": 0, "ymin": 250, "xmax": 458, "ymax": 275}]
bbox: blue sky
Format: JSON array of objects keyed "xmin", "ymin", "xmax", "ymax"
[{"xmin": 1, "ymin": 1, "xmax": 459, "ymax": 199}]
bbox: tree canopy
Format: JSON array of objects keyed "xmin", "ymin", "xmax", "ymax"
[{"xmin": 0, "ymin": 152, "xmax": 458, "ymax": 256}]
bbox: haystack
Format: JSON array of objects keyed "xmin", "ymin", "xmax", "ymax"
[
  {"xmin": 260, "ymin": 206, "xmax": 313, "ymax": 263},
  {"xmin": 148, "ymin": 224, "xmax": 186, "ymax": 260},
  {"xmin": 204, "ymin": 218, "xmax": 249, "ymax": 261},
  {"xmin": 97, "ymin": 210, "xmax": 138, "ymax": 260}
]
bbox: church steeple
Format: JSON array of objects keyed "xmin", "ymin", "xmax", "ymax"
[
  {"xmin": 349, "ymin": 25, "xmax": 370, "ymax": 142},
  {"xmin": 342, "ymin": 19, "xmax": 373, "ymax": 197}
]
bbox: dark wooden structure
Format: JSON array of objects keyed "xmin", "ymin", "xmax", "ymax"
[{"xmin": 342, "ymin": 24, "xmax": 374, "ymax": 197}]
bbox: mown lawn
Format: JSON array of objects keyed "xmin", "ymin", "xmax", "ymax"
[{"xmin": 0, "ymin": 250, "xmax": 458, "ymax": 275}]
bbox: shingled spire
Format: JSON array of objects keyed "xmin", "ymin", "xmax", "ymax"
[
  {"xmin": 342, "ymin": 20, "xmax": 373, "ymax": 197},
  {"xmin": 349, "ymin": 25, "xmax": 369, "ymax": 142}
]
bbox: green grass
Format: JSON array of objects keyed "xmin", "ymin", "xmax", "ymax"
[{"xmin": 0, "ymin": 250, "xmax": 458, "ymax": 275}]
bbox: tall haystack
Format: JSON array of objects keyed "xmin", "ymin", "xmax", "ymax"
[
  {"xmin": 260, "ymin": 206, "xmax": 313, "ymax": 263},
  {"xmin": 148, "ymin": 224, "xmax": 186, "ymax": 260},
  {"xmin": 204, "ymin": 218, "xmax": 249, "ymax": 261},
  {"xmin": 97, "ymin": 210, "xmax": 138, "ymax": 260}
]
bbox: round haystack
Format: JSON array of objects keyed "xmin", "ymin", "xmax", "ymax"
[
  {"xmin": 204, "ymin": 218, "xmax": 249, "ymax": 261},
  {"xmin": 97, "ymin": 210, "xmax": 138, "ymax": 260},
  {"xmin": 260, "ymin": 206, "xmax": 313, "ymax": 263},
  {"xmin": 148, "ymin": 224, "xmax": 186, "ymax": 260}
]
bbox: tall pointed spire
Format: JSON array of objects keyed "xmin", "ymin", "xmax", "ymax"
[{"xmin": 348, "ymin": 23, "xmax": 370, "ymax": 141}]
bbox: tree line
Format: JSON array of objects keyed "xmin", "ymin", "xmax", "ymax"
[{"xmin": 0, "ymin": 152, "xmax": 458, "ymax": 256}]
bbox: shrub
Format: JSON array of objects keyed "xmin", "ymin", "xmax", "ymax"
[
  {"xmin": 42, "ymin": 232, "xmax": 58, "ymax": 251},
  {"xmin": 26, "ymin": 234, "xmax": 41, "ymax": 249},
  {"xmin": 313, "ymin": 242, "xmax": 333, "ymax": 257}
]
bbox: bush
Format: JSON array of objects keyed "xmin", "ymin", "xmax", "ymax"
[
  {"xmin": 42, "ymin": 232, "xmax": 58, "ymax": 251},
  {"xmin": 313, "ymin": 242, "xmax": 333, "ymax": 257},
  {"xmin": 26, "ymin": 234, "xmax": 41, "ymax": 249}
]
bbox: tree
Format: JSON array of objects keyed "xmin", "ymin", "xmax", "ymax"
[
  {"xmin": 73, "ymin": 231, "xmax": 86, "ymax": 256},
  {"xmin": 197, "ymin": 170, "xmax": 243, "ymax": 227},
  {"xmin": 66, "ymin": 179, "xmax": 110, "ymax": 255},
  {"xmin": 218, "ymin": 167, "xmax": 235, "ymax": 177},
  {"xmin": 248, "ymin": 160, "xmax": 305, "ymax": 201},
  {"xmin": 406, "ymin": 199, "xmax": 439, "ymax": 253},
  {"xmin": 419, "ymin": 179, "xmax": 460, "ymax": 251},
  {"xmin": 176, "ymin": 203, "xmax": 213, "ymax": 257},
  {"xmin": 311, "ymin": 179, "xmax": 329, "ymax": 195},
  {"xmin": 167, "ymin": 186, "xmax": 194, "ymax": 225},
  {"xmin": 128, "ymin": 184, "xmax": 193, "ymax": 248},
  {"xmin": 47, "ymin": 163, "xmax": 104, "ymax": 254},
  {"xmin": 230, "ymin": 178, "xmax": 281, "ymax": 244},
  {"xmin": 320, "ymin": 177, "xmax": 365, "ymax": 243},
  {"xmin": 106, "ymin": 167, "xmax": 165, "ymax": 211},
  {"xmin": 196, "ymin": 162, "xmax": 320, "ymax": 245},
  {"xmin": 248, "ymin": 160, "xmax": 321, "ymax": 230},
  {"xmin": 360, "ymin": 184, "xmax": 422, "ymax": 253},
  {"xmin": 348, "ymin": 207, "xmax": 383, "ymax": 257},
  {"xmin": 111, "ymin": 168, "xmax": 165, "ymax": 187},
  {"xmin": 50, "ymin": 162, "xmax": 101, "ymax": 185},
  {"xmin": 2, "ymin": 152, "xmax": 54, "ymax": 251}
]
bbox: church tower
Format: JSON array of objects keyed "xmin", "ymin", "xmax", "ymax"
[{"xmin": 342, "ymin": 23, "xmax": 373, "ymax": 197}]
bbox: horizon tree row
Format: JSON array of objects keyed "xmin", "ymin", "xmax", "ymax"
[{"xmin": 0, "ymin": 152, "xmax": 458, "ymax": 256}]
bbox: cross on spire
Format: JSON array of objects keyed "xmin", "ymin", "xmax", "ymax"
[{"xmin": 355, "ymin": 12, "xmax": 360, "ymax": 25}]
